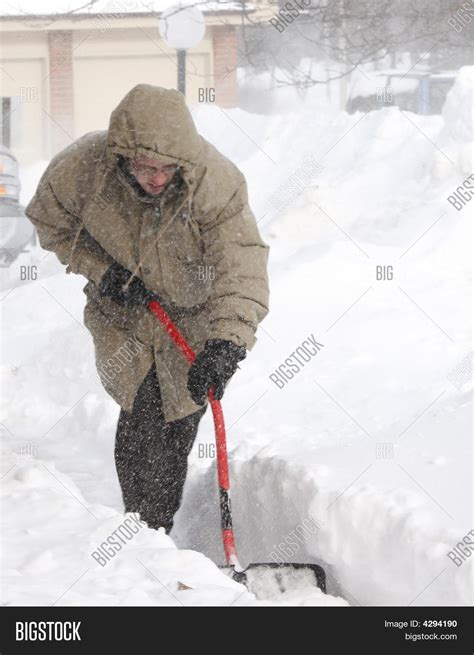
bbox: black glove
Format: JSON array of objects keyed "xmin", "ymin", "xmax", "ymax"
[
  {"xmin": 187, "ymin": 339, "xmax": 247, "ymax": 405},
  {"xmin": 99, "ymin": 261, "xmax": 154, "ymax": 308}
]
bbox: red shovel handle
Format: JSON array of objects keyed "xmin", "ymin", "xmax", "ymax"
[{"xmin": 148, "ymin": 298, "xmax": 241, "ymax": 569}]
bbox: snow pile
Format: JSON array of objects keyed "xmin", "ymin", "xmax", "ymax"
[
  {"xmin": 1, "ymin": 68, "xmax": 472, "ymax": 606},
  {"xmin": 1, "ymin": 448, "xmax": 346, "ymax": 606},
  {"xmin": 193, "ymin": 74, "xmax": 471, "ymax": 246},
  {"xmin": 437, "ymin": 66, "xmax": 474, "ymax": 176}
]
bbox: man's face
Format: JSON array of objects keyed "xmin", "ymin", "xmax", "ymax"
[{"xmin": 129, "ymin": 156, "xmax": 178, "ymax": 196}]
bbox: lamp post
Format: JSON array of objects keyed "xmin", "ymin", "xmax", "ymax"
[{"xmin": 159, "ymin": 3, "xmax": 205, "ymax": 96}]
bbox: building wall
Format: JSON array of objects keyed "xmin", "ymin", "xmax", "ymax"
[
  {"xmin": 0, "ymin": 31, "xmax": 49, "ymax": 166},
  {"xmin": 0, "ymin": 19, "xmax": 226, "ymax": 167},
  {"xmin": 72, "ymin": 27, "xmax": 212, "ymax": 139}
]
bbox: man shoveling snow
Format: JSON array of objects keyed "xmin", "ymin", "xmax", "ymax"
[{"xmin": 25, "ymin": 84, "xmax": 270, "ymax": 535}]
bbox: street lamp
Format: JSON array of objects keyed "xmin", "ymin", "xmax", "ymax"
[{"xmin": 159, "ymin": 2, "xmax": 206, "ymax": 96}]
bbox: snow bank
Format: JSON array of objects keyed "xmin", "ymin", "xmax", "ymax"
[
  {"xmin": 436, "ymin": 66, "xmax": 474, "ymax": 176},
  {"xmin": 1, "ymin": 448, "xmax": 347, "ymax": 606}
]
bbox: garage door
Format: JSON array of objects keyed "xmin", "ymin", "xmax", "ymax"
[{"xmin": 74, "ymin": 33, "xmax": 211, "ymax": 138}]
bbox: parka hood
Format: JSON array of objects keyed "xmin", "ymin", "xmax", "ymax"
[{"xmin": 107, "ymin": 84, "xmax": 203, "ymax": 172}]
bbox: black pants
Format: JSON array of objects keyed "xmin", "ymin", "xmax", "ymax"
[{"xmin": 114, "ymin": 363, "xmax": 207, "ymax": 534}]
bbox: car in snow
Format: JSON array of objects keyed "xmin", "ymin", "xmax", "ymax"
[
  {"xmin": 0, "ymin": 146, "xmax": 36, "ymax": 267},
  {"xmin": 346, "ymin": 70, "xmax": 457, "ymax": 115}
]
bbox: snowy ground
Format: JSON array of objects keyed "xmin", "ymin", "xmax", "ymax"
[{"xmin": 1, "ymin": 68, "xmax": 472, "ymax": 606}]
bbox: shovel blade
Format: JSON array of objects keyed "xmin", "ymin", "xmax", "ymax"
[{"xmin": 222, "ymin": 562, "xmax": 326, "ymax": 598}]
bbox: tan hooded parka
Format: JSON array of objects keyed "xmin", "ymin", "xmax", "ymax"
[{"xmin": 25, "ymin": 84, "xmax": 270, "ymax": 422}]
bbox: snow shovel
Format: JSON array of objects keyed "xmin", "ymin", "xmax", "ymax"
[{"xmin": 147, "ymin": 296, "xmax": 326, "ymax": 596}]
